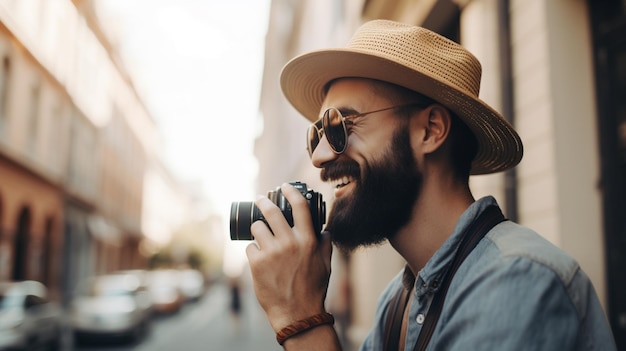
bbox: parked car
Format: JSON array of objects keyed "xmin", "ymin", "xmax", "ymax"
[
  {"xmin": 177, "ymin": 269, "xmax": 205, "ymax": 302},
  {"xmin": 0, "ymin": 280, "xmax": 63, "ymax": 350},
  {"xmin": 146, "ymin": 270, "xmax": 185, "ymax": 314},
  {"xmin": 70, "ymin": 273, "xmax": 152, "ymax": 344},
  {"xmin": 114, "ymin": 270, "xmax": 153, "ymax": 310}
]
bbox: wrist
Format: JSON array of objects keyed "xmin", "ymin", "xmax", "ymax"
[
  {"xmin": 268, "ymin": 303, "xmax": 327, "ymax": 332},
  {"xmin": 276, "ymin": 312, "xmax": 335, "ymax": 345}
]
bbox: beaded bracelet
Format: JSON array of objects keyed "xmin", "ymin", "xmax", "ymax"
[{"xmin": 276, "ymin": 312, "xmax": 335, "ymax": 345}]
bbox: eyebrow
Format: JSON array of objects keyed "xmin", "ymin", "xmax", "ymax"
[{"xmin": 336, "ymin": 107, "xmax": 360, "ymax": 118}]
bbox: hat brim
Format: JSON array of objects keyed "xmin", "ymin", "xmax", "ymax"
[{"xmin": 280, "ymin": 49, "xmax": 523, "ymax": 175}]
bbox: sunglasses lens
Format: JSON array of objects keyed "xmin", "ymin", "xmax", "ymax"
[
  {"xmin": 307, "ymin": 124, "xmax": 321, "ymax": 157},
  {"xmin": 324, "ymin": 108, "xmax": 347, "ymax": 153}
]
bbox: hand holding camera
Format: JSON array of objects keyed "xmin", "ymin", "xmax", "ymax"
[{"xmin": 240, "ymin": 182, "xmax": 333, "ymax": 335}]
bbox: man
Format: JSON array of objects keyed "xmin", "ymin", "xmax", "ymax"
[{"xmin": 245, "ymin": 20, "xmax": 616, "ymax": 350}]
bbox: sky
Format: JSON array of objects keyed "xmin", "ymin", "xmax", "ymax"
[
  {"xmin": 98, "ymin": 0, "xmax": 271, "ymax": 275},
  {"xmin": 99, "ymin": 0, "xmax": 270, "ymax": 211}
]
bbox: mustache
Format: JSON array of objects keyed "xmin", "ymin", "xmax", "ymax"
[{"xmin": 320, "ymin": 159, "xmax": 361, "ymax": 182}]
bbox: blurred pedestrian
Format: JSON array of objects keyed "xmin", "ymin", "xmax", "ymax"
[
  {"xmin": 229, "ymin": 278, "xmax": 241, "ymax": 317},
  {"xmin": 245, "ymin": 19, "xmax": 617, "ymax": 351}
]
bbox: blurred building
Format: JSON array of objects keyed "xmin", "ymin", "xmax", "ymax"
[
  {"xmin": 256, "ymin": 0, "xmax": 625, "ymax": 349},
  {"xmin": 0, "ymin": 0, "xmax": 201, "ymax": 306}
]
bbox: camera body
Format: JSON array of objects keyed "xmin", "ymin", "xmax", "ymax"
[{"xmin": 230, "ymin": 181, "xmax": 326, "ymax": 240}]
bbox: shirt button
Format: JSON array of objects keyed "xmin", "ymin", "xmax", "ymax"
[{"xmin": 416, "ymin": 314, "xmax": 425, "ymax": 324}]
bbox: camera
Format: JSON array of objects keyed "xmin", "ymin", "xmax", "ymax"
[{"xmin": 230, "ymin": 181, "xmax": 326, "ymax": 240}]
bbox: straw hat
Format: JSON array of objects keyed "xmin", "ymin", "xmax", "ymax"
[{"xmin": 280, "ymin": 19, "xmax": 523, "ymax": 175}]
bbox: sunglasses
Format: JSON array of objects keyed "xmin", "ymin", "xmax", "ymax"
[{"xmin": 307, "ymin": 103, "xmax": 427, "ymax": 158}]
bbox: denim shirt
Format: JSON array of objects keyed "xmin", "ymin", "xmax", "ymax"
[{"xmin": 359, "ymin": 196, "xmax": 616, "ymax": 351}]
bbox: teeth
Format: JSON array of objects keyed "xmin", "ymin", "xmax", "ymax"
[{"xmin": 333, "ymin": 176, "xmax": 353, "ymax": 189}]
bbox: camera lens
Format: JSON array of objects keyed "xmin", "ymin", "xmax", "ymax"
[
  {"xmin": 230, "ymin": 201, "xmax": 263, "ymax": 240},
  {"xmin": 230, "ymin": 182, "xmax": 326, "ymax": 241}
]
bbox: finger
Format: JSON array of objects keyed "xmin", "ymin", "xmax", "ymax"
[
  {"xmin": 250, "ymin": 219, "xmax": 274, "ymax": 248},
  {"xmin": 245, "ymin": 241, "xmax": 260, "ymax": 261},
  {"xmin": 254, "ymin": 195, "xmax": 292, "ymax": 239},
  {"xmin": 280, "ymin": 183, "xmax": 314, "ymax": 239}
]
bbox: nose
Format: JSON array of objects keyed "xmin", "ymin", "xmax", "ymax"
[{"xmin": 311, "ymin": 134, "xmax": 339, "ymax": 168}]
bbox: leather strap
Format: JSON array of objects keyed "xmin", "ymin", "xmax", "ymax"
[
  {"xmin": 383, "ymin": 205, "xmax": 505, "ymax": 351},
  {"xmin": 383, "ymin": 284, "xmax": 410, "ymax": 351}
]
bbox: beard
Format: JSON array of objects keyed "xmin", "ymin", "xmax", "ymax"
[{"xmin": 322, "ymin": 124, "xmax": 422, "ymax": 252}]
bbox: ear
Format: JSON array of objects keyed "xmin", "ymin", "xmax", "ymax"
[{"xmin": 411, "ymin": 104, "xmax": 452, "ymax": 156}]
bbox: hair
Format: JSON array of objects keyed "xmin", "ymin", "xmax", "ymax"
[{"xmin": 448, "ymin": 114, "xmax": 478, "ymax": 181}]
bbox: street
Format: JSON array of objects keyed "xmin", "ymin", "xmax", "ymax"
[{"xmin": 73, "ymin": 277, "xmax": 281, "ymax": 351}]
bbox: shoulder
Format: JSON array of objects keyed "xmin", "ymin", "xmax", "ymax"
[
  {"xmin": 453, "ymin": 219, "xmax": 581, "ymax": 299},
  {"xmin": 459, "ymin": 220, "xmax": 589, "ymax": 316},
  {"xmin": 437, "ymin": 221, "xmax": 615, "ymax": 349},
  {"xmin": 484, "ymin": 221, "xmax": 580, "ymax": 283}
]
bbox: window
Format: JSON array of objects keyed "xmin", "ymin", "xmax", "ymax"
[{"xmin": 26, "ymin": 82, "xmax": 41, "ymax": 154}]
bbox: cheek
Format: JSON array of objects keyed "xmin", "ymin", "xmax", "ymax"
[{"xmin": 347, "ymin": 126, "xmax": 397, "ymax": 158}]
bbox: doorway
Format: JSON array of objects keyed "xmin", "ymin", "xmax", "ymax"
[
  {"xmin": 11, "ymin": 207, "xmax": 31, "ymax": 280},
  {"xmin": 588, "ymin": 0, "xmax": 626, "ymax": 348}
]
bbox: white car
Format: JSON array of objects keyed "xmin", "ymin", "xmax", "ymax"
[
  {"xmin": 146, "ymin": 270, "xmax": 185, "ymax": 314},
  {"xmin": 0, "ymin": 280, "xmax": 63, "ymax": 350},
  {"xmin": 177, "ymin": 269, "xmax": 205, "ymax": 302},
  {"xmin": 70, "ymin": 273, "xmax": 152, "ymax": 344}
]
